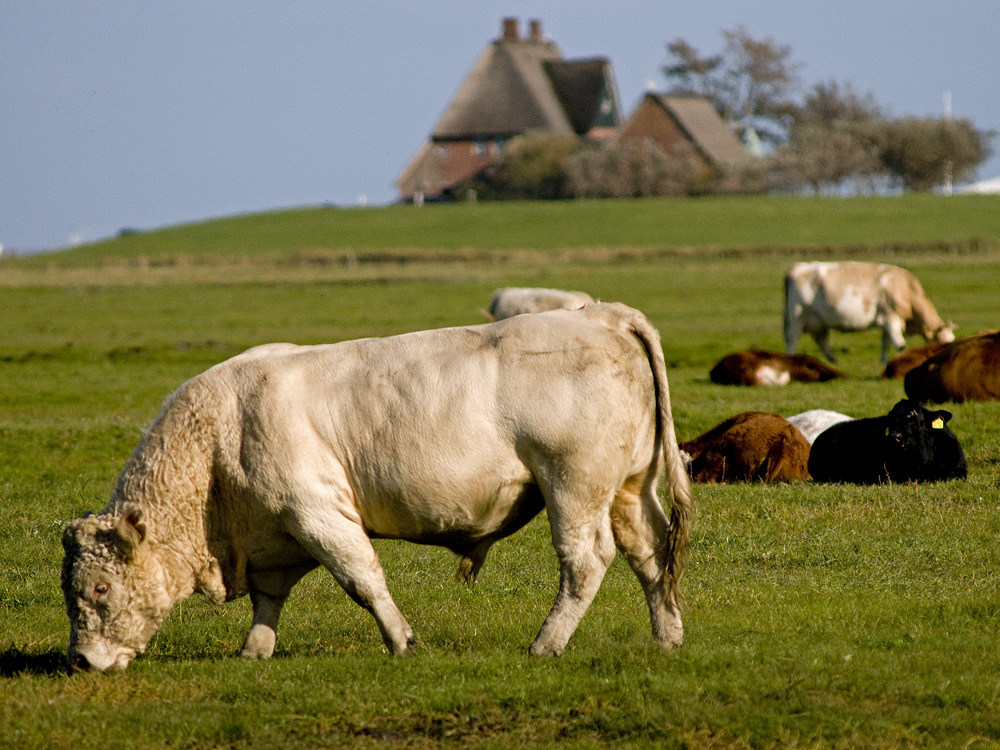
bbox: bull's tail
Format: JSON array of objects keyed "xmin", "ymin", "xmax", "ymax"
[{"xmin": 626, "ymin": 308, "xmax": 692, "ymax": 609}]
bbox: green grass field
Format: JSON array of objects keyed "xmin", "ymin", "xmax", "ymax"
[{"xmin": 2, "ymin": 195, "xmax": 1000, "ymax": 748}]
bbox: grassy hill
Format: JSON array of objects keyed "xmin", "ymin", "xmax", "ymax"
[{"xmin": 6, "ymin": 194, "xmax": 1000, "ymax": 270}]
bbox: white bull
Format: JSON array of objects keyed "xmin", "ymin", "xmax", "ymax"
[{"xmin": 62, "ymin": 302, "xmax": 692, "ymax": 672}]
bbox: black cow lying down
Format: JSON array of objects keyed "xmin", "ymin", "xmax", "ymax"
[{"xmin": 808, "ymin": 399, "xmax": 966, "ymax": 484}]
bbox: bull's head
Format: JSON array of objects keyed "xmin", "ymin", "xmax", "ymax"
[{"xmin": 61, "ymin": 504, "xmax": 172, "ymax": 672}]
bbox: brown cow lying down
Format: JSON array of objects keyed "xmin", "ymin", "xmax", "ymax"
[
  {"xmin": 709, "ymin": 350, "xmax": 844, "ymax": 386},
  {"xmin": 881, "ymin": 342, "xmax": 948, "ymax": 379},
  {"xmin": 680, "ymin": 412, "xmax": 812, "ymax": 483},
  {"xmin": 904, "ymin": 330, "xmax": 1000, "ymax": 403}
]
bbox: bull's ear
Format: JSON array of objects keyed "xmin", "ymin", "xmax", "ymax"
[
  {"xmin": 935, "ymin": 410, "xmax": 953, "ymax": 424},
  {"xmin": 62, "ymin": 512, "xmax": 98, "ymax": 551},
  {"xmin": 62, "ymin": 520, "xmax": 82, "ymax": 552},
  {"xmin": 115, "ymin": 504, "xmax": 148, "ymax": 561}
]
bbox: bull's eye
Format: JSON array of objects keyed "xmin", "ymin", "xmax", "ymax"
[{"xmin": 94, "ymin": 582, "xmax": 110, "ymax": 598}]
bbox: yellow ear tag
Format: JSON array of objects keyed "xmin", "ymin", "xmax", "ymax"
[{"xmin": 932, "ymin": 418, "xmax": 944, "ymax": 430}]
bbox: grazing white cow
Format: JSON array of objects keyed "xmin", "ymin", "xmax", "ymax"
[
  {"xmin": 487, "ymin": 287, "xmax": 594, "ymax": 320},
  {"xmin": 62, "ymin": 303, "xmax": 692, "ymax": 672},
  {"xmin": 784, "ymin": 262, "xmax": 955, "ymax": 363}
]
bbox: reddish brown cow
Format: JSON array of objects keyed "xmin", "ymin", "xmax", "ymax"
[
  {"xmin": 680, "ymin": 412, "xmax": 812, "ymax": 483},
  {"xmin": 710, "ymin": 350, "xmax": 844, "ymax": 386},
  {"xmin": 904, "ymin": 330, "xmax": 1000, "ymax": 403},
  {"xmin": 882, "ymin": 342, "xmax": 949, "ymax": 379}
]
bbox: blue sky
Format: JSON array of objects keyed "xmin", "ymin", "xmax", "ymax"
[{"xmin": 3, "ymin": 1, "xmax": 998, "ymax": 252}]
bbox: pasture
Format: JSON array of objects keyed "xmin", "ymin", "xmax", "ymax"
[{"xmin": 2, "ymin": 195, "xmax": 1000, "ymax": 748}]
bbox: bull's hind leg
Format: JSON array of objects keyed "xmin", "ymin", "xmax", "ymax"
[
  {"xmin": 285, "ymin": 506, "xmax": 415, "ymax": 655},
  {"xmin": 529, "ymin": 486, "xmax": 617, "ymax": 656},
  {"xmin": 241, "ymin": 563, "xmax": 317, "ymax": 659},
  {"xmin": 610, "ymin": 483, "xmax": 683, "ymax": 649}
]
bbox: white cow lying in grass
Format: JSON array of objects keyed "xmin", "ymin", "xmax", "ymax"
[
  {"xmin": 487, "ymin": 287, "xmax": 593, "ymax": 320},
  {"xmin": 62, "ymin": 303, "xmax": 692, "ymax": 672},
  {"xmin": 786, "ymin": 409, "xmax": 854, "ymax": 444}
]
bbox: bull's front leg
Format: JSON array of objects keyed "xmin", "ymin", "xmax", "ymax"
[
  {"xmin": 286, "ymin": 504, "xmax": 415, "ymax": 656},
  {"xmin": 241, "ymin": 589, "xmax": 286, "ymax": 659},
  {"xmin": 241, "ymin": 564, "xmax": 316, "ymax": 659}
]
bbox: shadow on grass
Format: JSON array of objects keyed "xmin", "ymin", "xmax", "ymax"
[{"xmin": 0, "ymin": 647, "xmax": 70, "ymax": 677}]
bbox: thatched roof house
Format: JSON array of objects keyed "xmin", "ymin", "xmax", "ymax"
[
  {"xmin": 396, "ymin": 18, "xmax": 622, "ymax": 202},
  {"xmin": 618, "ymin": 93, "xmax": 754, "ymax": 174}
]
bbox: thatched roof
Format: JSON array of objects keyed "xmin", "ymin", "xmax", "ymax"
[
  {"xmin": 397, "ymin": 18, "xmax": 622, "ymax": 200},
  {"xmin": 432, "ymin": 25, "xmax": 571, "ymax": 139},
  {"xmin": 653, "ymin": 95, "xmax": 753, "ymax": 168}
]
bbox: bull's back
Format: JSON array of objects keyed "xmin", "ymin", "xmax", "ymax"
[{"xmin": 215, "ymin": 306, "xmax": 658, "ymax": 539}]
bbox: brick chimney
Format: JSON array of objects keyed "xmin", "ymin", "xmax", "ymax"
[
  {"xmin": 501, "ymin": 17, "xmax": 520, "ymax": 42},
  {"xmin": 528, "ymin": 19, "xmax": 544, "ymax": 43}
]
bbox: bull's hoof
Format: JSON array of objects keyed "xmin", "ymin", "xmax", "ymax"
[
  {"xmin": 239, "ymin": 627, "xmax": 277, "ymax": 660},
  {"xmin": 657, "ymin": 636, "xmax": 683, "ymax": 650},
  {"xmin": 387, "ymin": 633, "xmax": 416, "ymax": 656},
  {"xmin": 238, "ymin": 649, "xmax": 272, "ymax": 660},
  {"xmin": 527, "ymin": 641, "xmax": 564, "ymax": 657}
]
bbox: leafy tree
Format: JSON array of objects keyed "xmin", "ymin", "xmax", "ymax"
[
  {"xmin": 462, "ymin": 132, "xmax": 582, "ymax": 200},
  {"xmin": 877, "ymin": 116, "xmax": 994, "ymax": 192}
]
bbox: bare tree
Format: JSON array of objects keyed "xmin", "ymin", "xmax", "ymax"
[
  {"xmin": 796, "ymin": 81, "xmax": 882, "ymax": 127},
  {"xmin": 662, "ymin": 39, "xmax": 725, "ymax": 105},
  {"xmin": 566, "ymin": 140, "xmax": 701, "ymax": 198},
  {"xmin": 776, "ymin": 81, "xmax": 885, "ymax": 193},
  {"xmin": 662, "ymin": 26, "xmax": 801, "ymax": 146},
  {"xmin": 718, "ymin": 26, "xmax": 801, "ymax": 144}
]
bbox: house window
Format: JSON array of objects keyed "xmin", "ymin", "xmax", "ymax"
[{"xmin": 471, "ymin": 141, "xmax": 487, "ymax": 157}]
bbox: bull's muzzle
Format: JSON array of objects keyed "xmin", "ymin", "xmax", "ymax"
[{"xmin": 68, "ymin": 644, "xmax": 136, "ymax": 673}]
